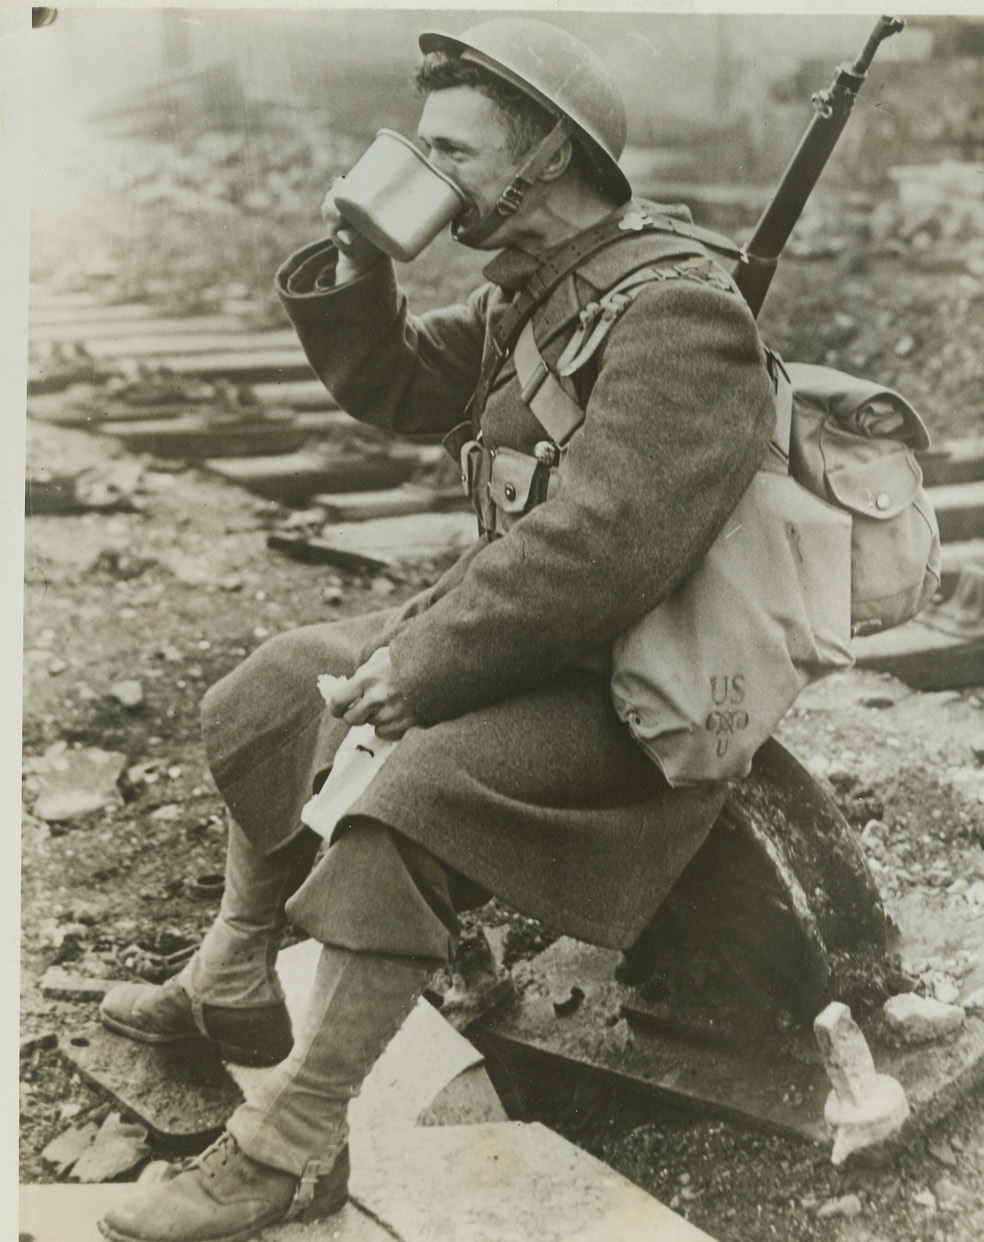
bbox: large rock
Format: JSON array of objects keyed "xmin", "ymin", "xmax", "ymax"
[{"xmin": 883, "ymin": 993, "xmax": 966, "ymax": 1044}]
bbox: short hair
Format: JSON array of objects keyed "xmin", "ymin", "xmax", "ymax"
[{"xmin": 415, "ymin": 51, "xmax": 602, "ymax": 193}]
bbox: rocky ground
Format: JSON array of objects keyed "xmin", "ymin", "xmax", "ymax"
[{"xmin": 20, "ymin": 406, "xmax": 984, "ymax": 1241}]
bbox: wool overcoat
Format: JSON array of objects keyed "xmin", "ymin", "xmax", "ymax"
[{"xmin": 202, "ymin": 200, "xmax": 777, "ymax": 950}]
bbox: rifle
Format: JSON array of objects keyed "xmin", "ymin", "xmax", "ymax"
[{"xmin": 733, "ymin": 15, "xmax": 905, "ymax": 319}]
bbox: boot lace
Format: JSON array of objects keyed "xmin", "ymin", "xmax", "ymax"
[{"xmin": 193, "ymin": 1131, "xmax": 242, "ymax": 1181}]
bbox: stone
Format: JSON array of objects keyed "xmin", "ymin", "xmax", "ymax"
[
  {"xmin": 71, "ymin": 1111, "xmax": 150, "ymax": 1183},
  {"xmin": 913, "ymin": 1188, "xmax": 937, "ymax": 1209},
  {"xmin": 41, "ymin": 968, "xmax": 115, "ymax": 1002},
  {"xmin": 109, "ymin": 679, "xmax": 144, "ymax": 709},
  {"xmin": 353, "ymin": 1122, "xmax": 716, "ymax": 1242},
  {"xmin": 883, "ymin": 993, "xmax": 965, "ymax": 1044},
  {"xmin": 933, "ymin": 1176, "xmax": 976, "ymax": 1211},
  {"xmin": 962, "ymin": 985, "xmax": 984, "ymax": 1011},
  {"xmin": 814, "ymin": 1002, "xmax": 910, "ymax": 1164},
  {"xmin": 928, "ymin": 1138, "xmax": 958, "ymax": 1167},
  {"xmin": 932, "ymin": 976, "xmax": 962, "ymax": 1006},
  {"xmin": 33, "ymin": 745, "xmax": 127, "ymax": 822},
  {"xmin": 817, "ymin": 1194, "xmax": 863, "ymax": 1219},
  {"xmin": 41, "ymin": 1120, "xmax": 100, "ymax": 1175},
  {"xmin": 967, "ymin": 880, "xmax": 984, "ymax": 906}
]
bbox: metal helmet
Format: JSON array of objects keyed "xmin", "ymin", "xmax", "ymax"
[{"xmin": 418, "ymin": 18, "xmax": 631, "ymax": 205}]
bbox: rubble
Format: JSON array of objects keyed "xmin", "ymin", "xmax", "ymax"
[
  {"xmin": 71, "ymin": 1112, "xmax": 150, "ymax": 1183},
  {"xmin": 109, "ymin": 680, "xmax": 144, "ymax": 710},
  {"xmin": 41, "ymin": 969, "xmax": 115, "ymax": 1002},
  {"xmin": 41, "ymin": 1119, "xmax": 100, "ymax": 1176},
  {"xmin": 32, "ymin": 744, "xmax": 127, "ymax": 823},
  {"xmin": 816, "ymin": 1193, "xmax": 863, "ymax": 1219},
  {"xmin": 882, "ymin": 993, "xmax": 966, "ymax": 1044}
]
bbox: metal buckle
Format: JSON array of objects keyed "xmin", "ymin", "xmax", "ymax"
[
  {"xmin": 286, "ymin": 1159, "xmax": 322, "ymax": 1219},
  {"xmin": 519, "ymin": 358, "xmax": 550, "ymax": 405}
]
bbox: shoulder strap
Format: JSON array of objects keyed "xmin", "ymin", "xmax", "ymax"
[
  {"xmin": 514, "ymin": 274, "xmax": 795, "ymax": 463},
  {"xmin": 469, "ymin": 211, "xmax": 745, "ymax": 422}
]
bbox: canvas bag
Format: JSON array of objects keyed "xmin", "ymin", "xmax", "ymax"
[
  {"xmin": 784, "ymin": 362, "xmax": 941, "ymax": 637},
  {"xmin": 608, "ymin": 364, "xmax": 856, "ymax": 786},
  {"xmin": 511, "ymin": 266, "xmax": 940, "ymax": 785}
]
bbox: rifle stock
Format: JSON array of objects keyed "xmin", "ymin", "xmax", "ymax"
[{"xmin": 733, "ymin": 15, "xmax": 905, "ymax": 320}]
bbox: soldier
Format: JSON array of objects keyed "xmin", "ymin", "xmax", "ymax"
[{"xmin": 98, "ymin": 18, "xmax": 776, "ymax": 1242}]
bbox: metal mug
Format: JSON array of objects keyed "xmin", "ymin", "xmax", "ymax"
[{"xmin": 331, "ymin": 129, "xmax": 467, "ymax": 262}]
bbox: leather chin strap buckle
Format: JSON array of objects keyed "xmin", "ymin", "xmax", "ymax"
[{"xmin": 455, "ymin": 118, "xmax": 571, "ymax": 247}]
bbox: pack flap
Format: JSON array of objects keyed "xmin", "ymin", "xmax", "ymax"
[
  {"xmin": 822, "ymin": 425, "xmax": 924, "ymax": 520},
  {"xmin": 786, "ymin": 361, "xmax": 931, "ymax": 452}
]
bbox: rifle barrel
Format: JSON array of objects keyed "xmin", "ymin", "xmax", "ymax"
[{"xmin": 733, "ymin": 15, "xmax": 905, "ymax": 319}]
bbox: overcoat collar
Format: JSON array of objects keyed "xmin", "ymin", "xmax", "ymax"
[{"xmin": 482, "ymin": 198, "xmax": 703, "ymax": 383}]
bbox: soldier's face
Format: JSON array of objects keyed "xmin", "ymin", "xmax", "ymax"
[{"xmin": 417, "ymin": 86, "xmax": 524, "ymax": 247}]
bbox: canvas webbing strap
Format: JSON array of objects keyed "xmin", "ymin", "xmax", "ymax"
[
  {"xmin": 513, "ymin": 274, "xmax": 795, "ymax": 464},
  {"xmin": 466, "ymin": 212, "xmax": 744, "ymax": 423}
]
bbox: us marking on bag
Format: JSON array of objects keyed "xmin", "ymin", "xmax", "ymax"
[{"xmin": 706, "ymin": 674, "xmax": 750, "ymax": 758}]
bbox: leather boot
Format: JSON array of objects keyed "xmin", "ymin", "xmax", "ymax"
[
  {"xmin": 98, "ymin": 1130, "xmax": 349, "ymax": 1242},
  {"xmin": 99, "ymin": 976, "xmax": 293, "ymax": 1068}
]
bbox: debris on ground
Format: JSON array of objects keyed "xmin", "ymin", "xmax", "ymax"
[
  {"xmin": 70, "ymin": 1112, "xmax": 151, "ymax": 1183},
  {"xmin": 30, "ymin": 744, "xmax": 127, "ymax": 824},
  {"xmin": 882, "ymin": 993, "xmax": 967, "ymax": 1044}
]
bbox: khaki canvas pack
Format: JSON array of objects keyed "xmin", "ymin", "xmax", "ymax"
[{"xmin": 502, "ymin": 224, "xmax": 941, "ymax": 785}]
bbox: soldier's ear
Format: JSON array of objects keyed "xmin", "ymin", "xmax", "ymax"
[{"xmin": 538, "ymin": 138, "xmax": 573, "ymax": 183}]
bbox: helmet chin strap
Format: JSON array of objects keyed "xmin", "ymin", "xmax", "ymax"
[{"xmin": 453, "ymin": 118, "xmax": 571, "ymax": 248}]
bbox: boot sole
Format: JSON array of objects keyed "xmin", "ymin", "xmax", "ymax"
[
  {"xmin": 96, "ymin": 1181, "xmax": 348, "ymax": 1242},
  {"xmin": 99, "ymin": 1011, "xmax": 208, "ymax": 1047},
  {"xmin": 99, "ymin": 1013, "xmax": 292, "ymax": 1068}
]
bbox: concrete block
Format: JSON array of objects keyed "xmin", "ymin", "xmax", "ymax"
[
  {"xmin": 814, "ymin": 1002, "xmax": 909, "ymax": 1165},
  {"xmin": 352, "ymin": 1122, "xmax": 717, "ymax": 1242},
  {"xmin": 41, "ymin": 968, "xmax": 114, "ymax": 1002},
  {"xmin": 883, "ymin": 993, "xmax": 966, "ymax": 1044}
]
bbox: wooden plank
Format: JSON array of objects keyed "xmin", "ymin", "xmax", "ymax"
[
  {"xmin": 81, "ymin": 329, "xmax": 299, "ymax": 359},
  {"xmin": 162, "ymin": 349, "xmax": 315, "ymax": 385},
  {"xmin": 853, "ymin": 621, "xmax": 984, "ymax": 690},
  {"xmin": 252, "ymin": 379, "xmax": 340, "ymax": 411},
  {"xmin": 28, "ymin": 292, "xmax": 129, "ymax": 319},
  {"xmin": 206, "ymin": 451, "xmax": 421, "ymax": 504},
  {"xmin": 313, "ymin": 486, "xmax": 463, "ymax": 522},
  {"xmin": 928, "ymin": 481, "xmax": 984, "ymax": 543},
  {"xmin": 941, "ymin": 539, "xmax": 984, "ymax": 595},
  {"xmin": 30, "ymin": 315, "xmax": 245, "ymax": 343},
  {"xmin": 96, "ymin": 416, "xmax": 314, "ymax": 459},
  {"xmin": 919, "ymin": 438, "xmax": 984, "ymax": 488},
  {"xmin": 267, "ymin": 532, "xmax": 397, "ymax": 574}
]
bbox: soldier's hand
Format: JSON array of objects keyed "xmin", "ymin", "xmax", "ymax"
[
  {"xmin": 326, "ymin": 646, "xmax": 417, "ymax": 740},
  {"xmin": 321, "ymin": 183, "xmax": 384, "ymax": 282}
]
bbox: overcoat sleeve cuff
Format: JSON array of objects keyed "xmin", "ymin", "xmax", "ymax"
[{"xmin": 275, "ymin": 239, "xmax": 394, "ymax": 303}]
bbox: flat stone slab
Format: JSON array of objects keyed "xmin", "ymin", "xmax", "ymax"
[
  {"xmin": 61, "ymin": 940, "xmax": 502, "ymax": 1150},
  {"xmin": 21, "ymin": 1124, "xmax": 710, "ymax": 1242},
  {"xmin": 18, "ymin": 1186, "xmax": 391, "ymax": 1242},
  {"xmin": 352, "ymin": 1122, "xmax": 716, "ymax": 1242},
  {"xmin": 480, "ymin": 934, "xmax": 984, "ymax": 1152},
  {"xmin": 231, "ymin": 939, "xmax": 502, "ymax": 1149},
  {"xmin": 58, "ymin": 1023, "xmax": 241, "ymax": 1149}
]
